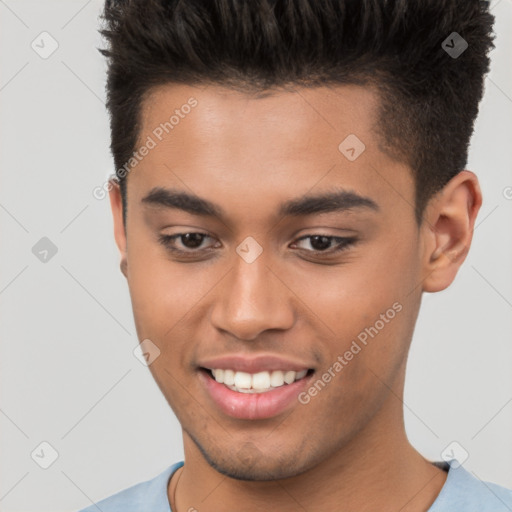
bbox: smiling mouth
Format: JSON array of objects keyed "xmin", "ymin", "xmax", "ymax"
[{"xmin": 200, "ymin": 367, "xmax": 315, "ymax": 394}]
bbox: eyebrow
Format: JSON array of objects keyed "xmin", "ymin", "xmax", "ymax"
[{"xmin": 141, "ymin": 186, "xmax": 379, "ymax": 220}]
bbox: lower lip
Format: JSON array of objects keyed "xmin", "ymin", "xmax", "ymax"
[{"xmin": 199, "ymin": 370, "xmax": 312, "ymax": 420}]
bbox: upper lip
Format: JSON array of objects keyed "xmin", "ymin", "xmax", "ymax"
[{"xmin": 198, "ymin": 354, "xmax": 314, "ymax": 374}]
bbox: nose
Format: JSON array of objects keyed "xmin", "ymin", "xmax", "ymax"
[{"xmin": 210, "ymin": 250, "xmax": 295, "ymax": 341}]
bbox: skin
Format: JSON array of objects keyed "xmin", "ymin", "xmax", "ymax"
[{"xmin": 109, "ymin": 83, "xmax": 482, "ymax": 512}]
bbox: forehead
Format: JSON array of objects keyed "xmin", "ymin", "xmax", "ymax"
[
  {"xmin": 139, "ymin": 82, "xmax": 380, "ymax": 153},
  {"xmin": 129, "ymin": 83, "xmax": 414, "ymax": 224}
]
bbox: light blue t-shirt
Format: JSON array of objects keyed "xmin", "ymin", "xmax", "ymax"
[{"xmin": 76, "ymin": 459, "xmax": 512, "ymax": 512}]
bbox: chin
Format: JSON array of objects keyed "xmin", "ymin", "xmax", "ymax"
[
  {"xmin": 207, "ymin": 458, "xmax": 306, "ymax": 482},
  {"xmin": 191, "ymin": 433, "xmax": 315, "ymax": 481}
]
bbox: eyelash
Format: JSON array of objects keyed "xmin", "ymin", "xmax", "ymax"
[{"xmin": 158, "ymin": 232, "xmax": 358, "ymax": 259}]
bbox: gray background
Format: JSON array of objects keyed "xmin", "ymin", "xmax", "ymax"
[{"xmin": 0, "ymin": 1, "xmax": 511, "ymax": 511}]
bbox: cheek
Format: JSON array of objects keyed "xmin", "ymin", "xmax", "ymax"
[
  {"xmin": 286, "ymin": 233, "xmax": 420, "ymax": 374},
  {"xmin": 286, "ymin": 236, "xmax": 417, "ymax": 333},
  {"xmin": 125, "ymin": 232, "xmax": 221, "ymax": 342},
  {"xmin": 125, "ymin": 228, "xmax": 181, "ymax": 336},
  {"xmin": 340, "ymin": 239, "xmax": 420, "ymax": 380}
]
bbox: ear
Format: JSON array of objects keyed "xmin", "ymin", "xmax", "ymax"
[
  {"xmin": 420, "ymin": 170, "xmax": 482, "ymax": 293},
  {"xmin": 109, "ymin": 179, "xmax": 128, "ymax": 279}
]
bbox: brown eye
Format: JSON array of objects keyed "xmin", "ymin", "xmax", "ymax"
[
  {"xmin": 175, "ymin": 233, "xmax": 207, "ymax": 249},
  {"xmin": 292, "ymin": 235, "xmax": 357, "ymax": 254},
  {"xmin": 158, "ymin": 232, "xmax": 217, "ymax": 254}
]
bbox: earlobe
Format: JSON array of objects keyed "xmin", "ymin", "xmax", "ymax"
[
  {"xmin": 108, "ymin": 178, "xmax": 128, "ymax": 279},
  {"xmin": 421, "ymin": 170, "xmax": 482, "ymax": 293},
  {"xmin": 120, "ymin": 259, "xmax": 128, "ymax": 278}
]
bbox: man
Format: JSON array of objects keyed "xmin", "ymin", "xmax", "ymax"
[{"xmin": 78, "ymin": 0, "xmax": 512, "ymax": 510}]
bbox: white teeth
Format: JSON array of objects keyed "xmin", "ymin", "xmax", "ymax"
[
  {"xmin": 208, "ymin": 368, "xmax": 309, "ymax": 393},
  {"xmin": 283, "ymin": 370, "xmax": 296, "ymax": 384},
  {"xmin": 223, "ymin": 369, "xmax": 235, "ymax": 386},
  {"xmin": 252, "ymin": 371, "xmax": 271, "ymax": 389},
  {"xmin": 234, "ymin": 371, "xmax": 252, "ymax": 389},
  {"xmin": 269, "ymin": 370, "xmax": 284, "ymax": 387}
]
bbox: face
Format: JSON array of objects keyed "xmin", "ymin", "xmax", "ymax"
[{"xmin": 110, "ymin": 83, "xmax": 434, "ymax": 480}]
